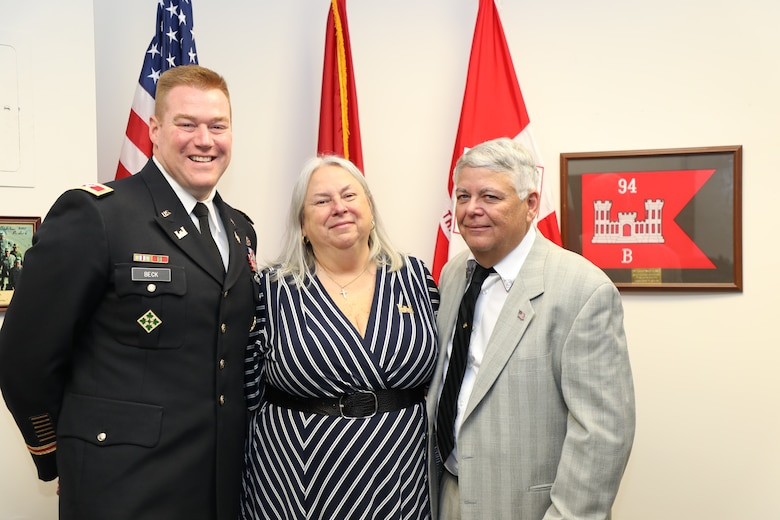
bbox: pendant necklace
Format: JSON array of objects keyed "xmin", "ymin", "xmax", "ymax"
[{"xmin": 318, "ymin": 261, "xmax": 370, "ymax": 299}]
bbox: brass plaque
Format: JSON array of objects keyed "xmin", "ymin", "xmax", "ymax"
[{"xmin": 631, "ymin": 268, "xmax": 662, "ymax": 284}]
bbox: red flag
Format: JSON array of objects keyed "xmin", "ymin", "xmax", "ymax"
[
  {"xmin": 318, "ymin": 0, "xmax": 364, "ymax": 172},
  {"xmin": 432, "ymin": 0, "xmax": 561, "ymax": 281},
  {"xmin": 115, "ymin": 1, "xmax": 198, "ymax": 179},
  {"xmin": 582, "ymin": 169, "xmax": 716, "ymax": 268}
]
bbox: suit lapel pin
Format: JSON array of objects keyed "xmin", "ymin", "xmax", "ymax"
[
  {"xmin": 396, "ymin": 303, "xmax": 414, "ymax": 314},
  {"xmin": 160, "ymin": 209, "xmax": 172, "ymax": 218},
  {"xmin": 174, "ymin": 227, "xmax": 188, "ymax": 239},
  {"xmin": 517, "ymin": 310, "xmax": 526, "ymax": 320}
]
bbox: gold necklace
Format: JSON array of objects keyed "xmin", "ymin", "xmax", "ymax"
[{"xmin": 318, "ymin": 261, "xmax": 370, "ymax": 299}]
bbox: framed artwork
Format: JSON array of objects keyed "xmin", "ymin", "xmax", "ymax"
[
  {"xmin": 560, "ymin": 146, "xmax": 742, "ymax": 291},
  {"xmin": 0, "ymin": 216, "xmax": 40, "ymax": 310}
]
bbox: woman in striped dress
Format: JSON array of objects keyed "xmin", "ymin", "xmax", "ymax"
[{"xmin": 241, "ymin": 155, "xmax": 439, "ymax": 519}]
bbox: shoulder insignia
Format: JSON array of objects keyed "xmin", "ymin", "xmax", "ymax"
[
  {"xmin": 235, "ymin": 208, "xmax": 254, "ymax": 225},
  {"xmin": 76, "ymin": 183, "xmax": 114, "ymax": 197}
]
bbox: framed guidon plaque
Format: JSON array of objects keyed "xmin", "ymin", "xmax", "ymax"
[{"xmin": 560, "ymin": 146, "xmax": 742, "ymax": 291}]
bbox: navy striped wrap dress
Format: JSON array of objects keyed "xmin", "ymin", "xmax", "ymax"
[{"xmin": 241, "ymin": 256, "xmax": 439, "ymax": 519}]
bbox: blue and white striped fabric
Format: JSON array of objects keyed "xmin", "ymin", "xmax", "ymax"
[{"xmin": 241, "ymin": 256, "xmax": 439, "ymax": 519}]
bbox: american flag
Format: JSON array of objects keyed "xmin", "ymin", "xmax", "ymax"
[{"xmin": 115, "ymin": 0, "xmax": 198, "ymax": 179}]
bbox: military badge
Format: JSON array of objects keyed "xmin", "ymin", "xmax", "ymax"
[
  {"xmin": 138, "ymin": 310, "xmax": 163, "ymax": 333},
  {"xmin": 77, "ymin": 183, "xmax": 114, "ymax": 197},
  {"xmin": 246, "ymin": 237, "xmax": 259, "ymax": 284}
]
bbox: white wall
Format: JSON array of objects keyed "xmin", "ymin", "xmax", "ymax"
[
  {"xmin": 1, "ymin": 0, "xmax": 779, "ymax": 518},
  {"xmin": 0, "ymin": 0, "xmax": 96, "ymax": 518}
]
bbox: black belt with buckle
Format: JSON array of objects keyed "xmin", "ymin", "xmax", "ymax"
[{"xmin": 263, "ymin": 385, "xmax": 426, "ymax": 418}]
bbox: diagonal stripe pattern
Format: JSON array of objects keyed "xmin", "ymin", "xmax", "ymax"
[{"xmin": 436, "ymin": 263, "xmax": 493, "ymax": 461}]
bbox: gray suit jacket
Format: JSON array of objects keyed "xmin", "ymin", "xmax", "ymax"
[{"xmin": 427, "ymin": 233, "xmax": 635, "ymax": 519}]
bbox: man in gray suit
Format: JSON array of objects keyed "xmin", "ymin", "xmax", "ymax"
[{"xmin": 428, "ymin": 137, "xmax": 635, "ymax": 519}]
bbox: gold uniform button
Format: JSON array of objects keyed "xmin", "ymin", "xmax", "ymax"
[
  {"xmin": 219, "ymin": 359, "xmax": 225, "ymax": 369},
  {"xmin": 147, "ymin": 283, "xmax": 157, "ymax": 293},
  {"xmin": 223, "ymin": 290, "xmax": 229, "ymax": 298},
  {"xmin": 219, "ymin": 395, "xmax": 225, "ymax": 406},
  {"xmin": 97, "ymin": 432, "xmax": 107, "ymax": 442},
  {"xmin": 220, "ymin": 323, "xmax": 227, "ymax": 334}
]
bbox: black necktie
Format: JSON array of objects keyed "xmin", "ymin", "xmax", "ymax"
[
  {"xmin": 192, "ymin": 202, "xmax": 224, "ymax": 276},
  {"xmin": 436, "ymin": 263, "xmax": 494, "ymax": 462}
]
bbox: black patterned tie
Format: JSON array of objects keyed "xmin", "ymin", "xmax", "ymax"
[
  {"xmin": 192, "ymin": 202, "xmax": 224, "ymax": 276},
  {"xmin": 436, "ymin": 263, "xmax": 494, "ymax": 462}
]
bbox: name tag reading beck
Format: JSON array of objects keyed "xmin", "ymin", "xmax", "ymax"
[{"xmin": 131, "ymin": 267, "xmax": 172, "ymax": 282}]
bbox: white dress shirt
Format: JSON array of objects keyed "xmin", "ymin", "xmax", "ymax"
[
  {"xmin": 153, "ymin": 157, "xmax": 229, "ymax": 270},
  {"xmin": 439, "ymin": 226, "xmax": 537, "ymax": 475}
]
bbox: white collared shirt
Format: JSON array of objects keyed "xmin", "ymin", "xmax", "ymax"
[
  {"xmin": 439, "ymin": 226, "xmax": 537, "ymax": 475},
  {"xmin": 153, "ymin": 157, "xmax": 229, "ymax": 270}
]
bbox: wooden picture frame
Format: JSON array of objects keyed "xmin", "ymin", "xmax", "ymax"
[
  {"xmin": 560, "ymin": 146, "xmax": 742, "ymax": 291},
  {"xmin": 0, "ymin": 216, "xmax": 41, "ymax": 310}
]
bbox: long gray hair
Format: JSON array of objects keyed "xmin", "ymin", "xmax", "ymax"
[{"xmin": 271, "ymin": 155, "xmax": 404, "ymax": 287}]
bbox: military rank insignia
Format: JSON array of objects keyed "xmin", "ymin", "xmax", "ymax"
[{"xmin": 77, "ymin": 183, "xmax": 114, "ymax": 197}]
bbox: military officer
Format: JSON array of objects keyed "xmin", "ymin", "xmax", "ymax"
[{"xmin": 0, "ymin": 65, "xmax": 259, "ymax": 520}]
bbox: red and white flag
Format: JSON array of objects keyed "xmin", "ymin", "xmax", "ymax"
[
  {"xmin": 115, "ymin": 0, "xmax": 198, "ymax": 179},
  {"xmin": 432, "ymin": 0, "xmax": 561, "ymax": 281},
  {"xmin": 318, "ymin": 0, "xmax": 364, "ymax": 172}
]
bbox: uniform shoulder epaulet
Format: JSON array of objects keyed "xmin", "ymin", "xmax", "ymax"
[
  {"xmin": 76, "ymin": 183, "xmax": 114, "ymax": 197},
  {"xmin": 235, "ymin": 208, "xmax": 254, "ymax": 225}
]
